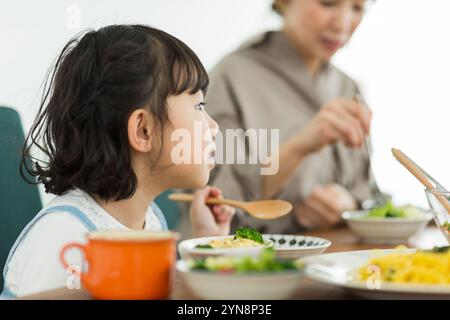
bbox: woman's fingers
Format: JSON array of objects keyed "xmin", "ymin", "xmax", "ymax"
[
  {"xmin": 297, "ymin": 183, "xmax": 357, "ymax": 230},
  {"xmin": 305, "ymin": 195, "xmax": 341, "ymax": 226},
  {"xmin": 336, "ymin": 97, "xmax": 371, "ymax": 134},
  {"xmin": 327, "ymin": 104, "xmax": 366, "ymax": 147},
  {"xmin": 311, "ymin": 186, "xmax": 341, "ymax": 211},
  {"xmin": 296, "ymin": 203, "xmax": 321, "ymax": 229},
  {"xmin": 321, "ymin": 109, "xmax": 362, "ymax": 147},
  {"xmin": 318, "ymin": 98, "xmax": 371, "ymax": 148}
]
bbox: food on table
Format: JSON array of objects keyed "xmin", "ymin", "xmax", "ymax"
[
  {"xmin": 366, "ymin": 200, "xmax": 421, "ymax": 218},
  {"xmin": 205, "ymin": 237, "xmax": 262, "ymax": 249},
  {"xmin": 443, "ymin": 221, "xmax": 450, "ymax": 233},
  {"xmin": 441, "ymin": 221, "xmax": 450, "ymax": 243},
  {"xmin": 188, "ymin": 248, "xmax": 299, "ymax": 272},
  {"xmin": 234, "ymin": 226, "xmax": 264, "ymax": 244},
  {"xmin": 195, "ymin": 227, "xmax": 265, "ymax": 249},
  {"xmin": 358, "ymin": 247, "xmax": 450, "ymax": 285}
]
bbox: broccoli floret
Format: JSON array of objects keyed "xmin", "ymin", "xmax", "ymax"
[
  {"xmin": 233, "ymin": 226, "xmax": 264, "ymax": 244},
  {"xmin": 431, "ymin": 246, "xmax": 450, "ymax": 253},
  {"xmin": 189, "ymin": 258, "xmax": 207, "ymax": 270}
]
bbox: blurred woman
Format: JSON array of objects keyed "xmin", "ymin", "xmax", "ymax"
[{"xmin": 178, "ymin": 0, "xmax": 375, "ymax": 236}]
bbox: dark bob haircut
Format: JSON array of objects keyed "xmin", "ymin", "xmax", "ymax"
[{"xmin": 21, "ymin": 24, "xmax": 209, "ymax": 201}]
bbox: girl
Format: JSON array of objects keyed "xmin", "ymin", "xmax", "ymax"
[{"xmin": 2, "ymin": 24, "xmax": 234, "ymax": 298}]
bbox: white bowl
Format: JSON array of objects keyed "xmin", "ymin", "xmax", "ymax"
[
  {"xmin": 263, "ymin": 234, "xmax": 331, "ymax": 259},
  {"xmin": 178, "ymin": 236, "xmax": 273, "ymax": 259},
  {"xmin": 176, "ymin": 260, "xmax": 303, "ymax": 300},
  {"xmin": 342, "ymin": 210, "xmax": 432, "ymax": 244}
]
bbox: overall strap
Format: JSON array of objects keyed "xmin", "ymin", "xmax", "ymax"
[
  {"xmin": 150, "ymin": 202, "xmax": 168, "ymax": 231},
  {"xmin": 1, "ymin": 205, "xmax": 97, "ymax": 299}
]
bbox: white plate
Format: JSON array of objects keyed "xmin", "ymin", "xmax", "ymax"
[
  {"xmin": 178, "ymin": 236, "xmax": 273, "ymax": 259},
  {"xmin": 263, "ymin": 234, "xmax": 331, "ymax": 259},
  {"xmin": 302, "ymin": 249, "xmax": 450, "ymax": 299},
  {"xmin": 343, "ymin": 210, "xmax": 432, "ymax": 244},
  {"xmin": 176, "ymin": 260, "xmax": 303, "ymax": 300}
]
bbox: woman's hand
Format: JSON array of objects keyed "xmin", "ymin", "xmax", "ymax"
[
  {"xmin": 295, "ymin": 183, "xmax": 357, "ymax": 229},
  {"xmin": 297, "ymin": 97, "xmax": 372, "ymax": 153},
  {"xmin": 261, "ymin": 97, "xmax": 371, "ymax": 199},
  {"xmin": 190, "ymin": 186, "xmax": 236, "ymax": 237}
]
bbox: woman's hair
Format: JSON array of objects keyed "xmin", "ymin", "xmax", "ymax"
[{"xmin": 21, "ymin": 24, "xmax": 208, "ymax": 201}]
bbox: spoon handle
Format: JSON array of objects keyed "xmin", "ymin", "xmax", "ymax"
[
  {"xmin": 395, "ymin": 150, "xmax": 446, "ymax": 191},
  {"xmin": 391, "ymin": 148, "xmax": 434, "ymax": 189},
  {"xmin": 168, "ymin": 193, "xmax": 244, "ymax": 208}
]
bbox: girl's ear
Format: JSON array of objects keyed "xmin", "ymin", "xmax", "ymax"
[{"xmin": 127, "ymin": 108, "xmax": 154, "ymax": 153}]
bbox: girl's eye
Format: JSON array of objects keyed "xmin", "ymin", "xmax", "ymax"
[{"xmin": 195, "ymin": 102, "xmax": 206, "ymax": 111}]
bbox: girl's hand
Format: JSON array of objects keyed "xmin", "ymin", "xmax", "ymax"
[
  {"xmin": 295, "ymin": 183, "xmax": 357, "ymax": 230},
  {"xmin": 297, "ymin": 97, "xmax": 372, "ymax": 153},
  {"xmin": 190, "ymin": 186, "xmax": 236, "ymax": 237}
]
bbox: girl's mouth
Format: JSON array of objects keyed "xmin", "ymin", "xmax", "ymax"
[
  {"xmin": 205, "ymin": 143, "xmax": 216, "ymax": 164},
  {"xmin": 208, "ymin": 149, "xmax": 216, "ymax": 164}
]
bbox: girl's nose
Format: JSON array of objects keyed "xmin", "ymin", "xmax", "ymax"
[{"xmin": 207, "ymin": 113, "xmax": 219, "ymax": 138}]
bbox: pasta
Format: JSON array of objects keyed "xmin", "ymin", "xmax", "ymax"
[
  {"xmin": 208, "ymin": 237, "xmax": 263, "ymax": 249},
  {"xmin": 359, "ymin": 249, "xmax": 450, "ymax": 285}
]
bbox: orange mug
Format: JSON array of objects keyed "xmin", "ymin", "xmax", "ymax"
[{"xmin": 60, "ymin": 230, "xmax": 179, "ymax": 300}]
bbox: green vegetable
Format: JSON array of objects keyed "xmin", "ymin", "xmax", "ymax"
[
  {"xmin": 366, "ymin": 201, "xmax": 420, "ymax": 219},
  {"xmin": 443, "ymin": 221, "xmax": 450, "ymax": 232},
  {"xmin": 233, "ymin": 226, "xmax": 264, "ymax": 244},
  {"xmin": 421, "ymin": 246, "xmax": 450, "ymax": 254},
  {"xmin": 189, "ymin": 248, "xmax": 298, "ymax": 273},
  {"xmin": 195, "ymin": 244, "xmax": 213, "ymax": 249}
]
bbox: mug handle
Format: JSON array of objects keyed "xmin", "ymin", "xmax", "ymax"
[{"xmin": 60, "ymin": 242, "xmax": 87, "ymax": 275}]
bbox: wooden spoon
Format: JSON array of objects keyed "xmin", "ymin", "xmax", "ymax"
[
  {"xmin": 391, "ymin": 148, "xmax": 450, "ymax": 214},
  {"xmin": 168, "ymin": 193, "xmax": 293, "ymax": 220}
]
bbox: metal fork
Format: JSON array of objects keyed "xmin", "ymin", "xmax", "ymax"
[{"xmin": 353, "ymin": 94, "xmax": 390, "ymax": 208}]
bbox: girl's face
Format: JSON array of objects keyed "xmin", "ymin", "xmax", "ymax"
[
  {"xmin": 159, "ymin": 91, "xmax": 219, "ymax": 189},
  {"xmin": 281, "ymin": 0, "xmax": 366, "ymax": 62}
]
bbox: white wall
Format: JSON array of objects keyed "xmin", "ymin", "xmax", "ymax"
[
  {"xmin": 333, "ymin": 0, "xmax": 450, "ymax": 207},
  {"xmin": 1, "ymin": 0, "xmax": 449, "ymax": 207}
]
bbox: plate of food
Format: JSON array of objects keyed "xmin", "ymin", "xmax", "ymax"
[
  {"xmin": 263, "ymin": 234, "xmax": 331, "ymax": 259},
  {"xmin": 343, "ymin": 200, "xmax": 432, "ymax": 244},
  {"xmin": 178, "ymin": 227, "xmax": 273, "ymax": 259},
  {"xmin": 177, "ymin": 248, "xmax": 303, "ymax": 300},
  {"xmin": 302, "ymin": 247, "xmax": 450, "ymax": 299}
]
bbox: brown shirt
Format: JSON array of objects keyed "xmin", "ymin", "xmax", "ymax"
[{"xmin": 177, "ymin": 30, "xmax": 372, "ymax": 237}]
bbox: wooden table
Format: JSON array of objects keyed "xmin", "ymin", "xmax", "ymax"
[{"xmin": 22, "ymin": 226, "xmax": 447, "ymax": 300}]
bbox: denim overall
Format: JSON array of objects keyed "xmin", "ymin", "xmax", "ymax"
[{"xmin": 1, "ymin": 203, "xmax": 168, "ymax": 299}]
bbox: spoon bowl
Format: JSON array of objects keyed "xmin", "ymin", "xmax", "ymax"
[
  {"xmin": 241, "ymin": 200, "xmax": 293, "ymax": 219},
  {"xmin": 168, "ymin": 193, "xmax": 293, "ymax": 220}
]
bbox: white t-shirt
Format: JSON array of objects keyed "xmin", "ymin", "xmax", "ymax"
[{"xmin": 3, "ymin": 189, "xmax": 163, "ymax": 297}]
